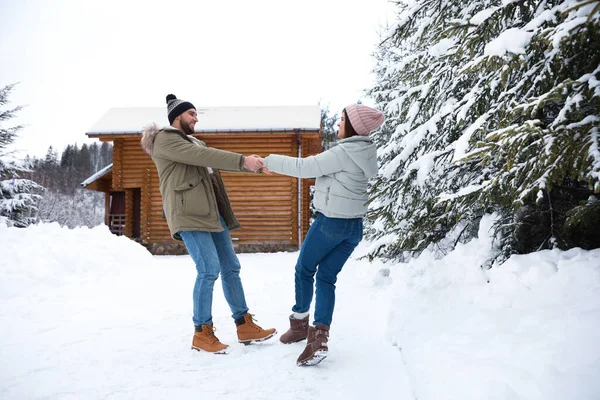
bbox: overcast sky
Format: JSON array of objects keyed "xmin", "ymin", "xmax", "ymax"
[{"xmin": 1, "ymin": 0, "xmax": 395, "ymax": 159}]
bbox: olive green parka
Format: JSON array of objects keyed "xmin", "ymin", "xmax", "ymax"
[{"xmin": 141, "ymin": 124, "xmax": 244, "ymax": 240}]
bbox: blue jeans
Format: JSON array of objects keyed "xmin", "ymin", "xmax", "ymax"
[
  {"xmin": 180, "ymin": 217, "xmax": 249, "ymax": 327},
  {"xmin": 292, "ymin": 213, "xmax": 363, "ymax": 326}
]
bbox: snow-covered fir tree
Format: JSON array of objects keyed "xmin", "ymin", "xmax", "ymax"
[
  {"xmin": 320, "ymin": 104, "xmax": 340, "ymax": 150},
  {"xmin": 0, "ymin": 84, "xmax": 42, "ymax": 227},
  {"xmin": 366, "ymin": 0, "xmax": 600, "ymax": 263}
]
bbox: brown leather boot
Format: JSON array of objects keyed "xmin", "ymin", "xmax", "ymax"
[
  {"xmin": 236, "ymin": 313, "xmax": 277, "ymax": 345},
  {"xmin": 191, "ymin": 323, "xmax": 229, "ymax": 354},
  {"xmin": 296, "ymin": 324, "xmax": 329, "ymax": 366},
  {"xmin": 280, "ymin": 314, "xmax": 309, "ymax": 344}
]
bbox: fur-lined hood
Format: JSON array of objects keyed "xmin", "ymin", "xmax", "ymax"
[{"xmin": 141, "ymin": 123, "xmax": 162, "ymax": 155}]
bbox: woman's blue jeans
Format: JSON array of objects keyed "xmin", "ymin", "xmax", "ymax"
[
  {"xmin": 180, "ymin": 217, "xmax": 249, "ymax": 327},
  {"xmin": 292, "ymin": 212, "xmax": 363, "ymax": 326}
]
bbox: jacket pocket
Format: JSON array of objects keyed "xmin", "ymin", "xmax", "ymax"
[{"xmin": 174, "ymin": 176, "xmax": 211, "ymax": 216}]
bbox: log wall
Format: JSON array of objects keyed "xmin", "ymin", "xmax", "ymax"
[{"xmin": 104, "ymin": 131, "xmax": 321, "ymax": 253}]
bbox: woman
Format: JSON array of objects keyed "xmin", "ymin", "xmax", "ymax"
[{"xmin": 262, "ymin": 104, "xmax": 384, "ymax": 366}]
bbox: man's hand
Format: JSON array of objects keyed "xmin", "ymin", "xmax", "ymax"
[
  {"xmin": 243, "ymin": 154, "xmax": 264, "ymax": 172},
  {"xmin": 256, "ymin": 157, "xmax": 274, "ymax": 174}
]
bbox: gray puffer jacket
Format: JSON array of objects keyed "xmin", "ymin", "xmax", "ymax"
[{"xmin": 264, "ymin": 136, "xmax": 378, "ymax": 219}]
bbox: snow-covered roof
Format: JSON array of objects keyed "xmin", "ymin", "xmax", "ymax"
[
  {"xmin": 87, "ymin": 106, "xmax": 321, "ymax": 135},
  {"xmin": 80, "ymin": 163, "xmax": 112, "ymax": 187}
]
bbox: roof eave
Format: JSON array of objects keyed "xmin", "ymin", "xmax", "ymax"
[
  {"xmin": 80, "ymin": 164, "xmax": 113, "ymax": 187},
  {"xmin": 86, "ymin": 127, "xmax": 321, "ymax": 137}
]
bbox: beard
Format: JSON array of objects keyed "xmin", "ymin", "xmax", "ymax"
[{"xmin": 181, "ymin": 122, "xmax": 195, "ymax": 136}]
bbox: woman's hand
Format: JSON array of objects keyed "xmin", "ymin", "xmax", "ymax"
[{"xmin": 257, "ymin": 157, "xmax": 273, "ymax": 174}]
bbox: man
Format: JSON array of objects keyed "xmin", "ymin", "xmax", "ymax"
[{"xmin": 141, "ymin": 94, "xmax": 276, "ymax": 354}]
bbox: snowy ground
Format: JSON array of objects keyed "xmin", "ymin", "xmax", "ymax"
[{"xmin": 1, "ymin": 220, "xmax": 599, "ymax": 400}]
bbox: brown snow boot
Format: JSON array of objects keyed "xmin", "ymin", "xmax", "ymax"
[
  {"xmin": 280, "ymin": 314, "xmax": 309, "ymax": 344},
  {"xmin": 296, "ymin": 324, "xmax": 329, "ymax": 366},
  {"xmin": 191, "ymin": 323, "xmax": 229, "ymax": 354},
  {"xmin": 235, "ymin": 313, "xmax": 277, "ymax": 345}
]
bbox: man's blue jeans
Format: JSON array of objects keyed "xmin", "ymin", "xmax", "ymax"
[
  {"xmin": 180, "ymin": 217, "xmax": 249, "ymax": 327},
  {"xmin": 292, "ymin": 212, "xmax": 363, "ymax": 326}
]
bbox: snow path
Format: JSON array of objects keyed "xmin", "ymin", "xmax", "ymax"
[{"xmin": 0, "ymin": 245, "xmax": 414, "ymax": 400}]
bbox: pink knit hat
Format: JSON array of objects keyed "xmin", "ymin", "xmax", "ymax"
[{"xmin": 344, "ymin": 104, "xmax": 385, "ymax": 136}]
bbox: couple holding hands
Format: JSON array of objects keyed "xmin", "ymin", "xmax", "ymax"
[{"xmin": 141, "ymin": 94, "xmax": 384, "ymax": 366}]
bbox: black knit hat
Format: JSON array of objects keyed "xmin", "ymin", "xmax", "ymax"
[{"xmin": 166, "ymin": 94, "xmax": 196, "ymax": 125}]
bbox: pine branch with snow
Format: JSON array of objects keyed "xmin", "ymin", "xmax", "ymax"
[
  {"xmin": 0, "ymin": 165, "xmax": 43, "ymax": 227},
  {"xmin": 366, "ymin": 0, "xmax": 600, "ymax": 263}
]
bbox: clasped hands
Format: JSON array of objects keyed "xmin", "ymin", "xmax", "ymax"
[{"xmin": 242, "ymin": 155, "xmax": 273, "ymax": 174}]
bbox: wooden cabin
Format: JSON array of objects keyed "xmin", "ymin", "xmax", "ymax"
[{"xmin": 81, "ymin": 106, "xmax": 322, "ymax": 255}]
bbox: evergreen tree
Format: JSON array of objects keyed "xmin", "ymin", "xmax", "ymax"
[
  {"xmin": 36, "ymin": 146, "xmax": 59, "ymax": 189},
  {"xmin": 60, "ymin": 144, "xmax": 78, "ymax": 195},
  {"xmin": 100, "ymin": 142, "xmax": 112, "ymax": 167},
  {"xmin": 79, "ymin": 143, "xmax": 91, "ymax": 180},
  {"xmin": 0, "ymin": 84, "xmax": 42, "ymax": 227},
  {"xmin": 43, "ymin": 146, "xmax": 58, "ymax": 166},
  {"xmin": 320, "ymin": 104, "xmax": 339, "ymax": 150},
  {"xmin": 60, "ymin": 144, "xmax": 76, "ymax": 169},
  {"xmin": 89, "ymin": 142, "xmax": 99, "ymax": 172},
  {"xmin": 366, "ymin": 1, "xmax": 600, "ymax": 263}
]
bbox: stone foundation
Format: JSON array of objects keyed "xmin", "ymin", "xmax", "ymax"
[
  {"xmin": 144, "ymin": 241, "xmax": 189, "ymax": 255},
  {"xmin": 143, "ymin": 241, "xmax": 299, "ymax": 255},
  {"xmin": 234, "ymin": 243, "xmax": 299, "ymax": 253}
]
